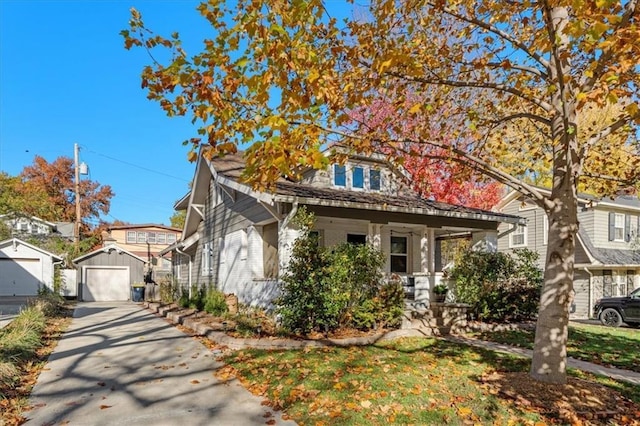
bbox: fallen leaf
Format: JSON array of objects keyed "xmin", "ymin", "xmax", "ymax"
[
  {"xmin": 100, "ymin": 405, "xmax": 112, "ymax": 410},
  {"xmin": 361, "ymin": 400, "xmax": 372, "ymax": 409},
  {"xmin": 97, "ymin": 382, "xmax": 105, "ymax": 387},
  {"xmin": 190, "ymin": 379, "xmax": 200, "ymax": 384}
]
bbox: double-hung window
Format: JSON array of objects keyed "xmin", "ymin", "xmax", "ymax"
[
  {"xmin": 352, "ymin": 167, "xmax": 364, "ymax": 189},
  {"xmin": 510, "ymin": 225, "xmax": 527, "ymax": 247},
  {"xmin": 390, "ymin": 236, "xmax": 408, "ymax": 273}
]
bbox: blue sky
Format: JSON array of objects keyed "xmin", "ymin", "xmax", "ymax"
[
  {"xmin": 0, "ymin": 0, "xmax": 222, "ymax": 226},
  {"xmin": 0, "ymin": 0, "xmax": 355, "ymax": 227}
]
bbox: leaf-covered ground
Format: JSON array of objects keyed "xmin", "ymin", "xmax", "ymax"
[{"xmin": 215, "ymin": 337, "xmax": 640, "ymax": 425}]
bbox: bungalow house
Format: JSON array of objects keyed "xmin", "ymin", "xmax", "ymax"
[
  {"xmin": 0, "ymin": 214, "xmax": 74, "ymax": 240},
  {"xmin": 496, "ymin": 189, "xmax": 640, "ymax": 319},
  {"xmin": 162, "ymin": 151, "xmax": 525, "ymax": 309}
]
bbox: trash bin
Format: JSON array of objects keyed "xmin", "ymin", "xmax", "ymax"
[{"xmin": 132, "ymin": 285, "xmax": 145, "ymax": 302}]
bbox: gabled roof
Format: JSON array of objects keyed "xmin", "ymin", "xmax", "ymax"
[
  {"xmin": 197, "ymin": 152, "xmax": 524, "ymax": 225},
  {"xmin": 497, "ymin": 186, "xmax": 639, "ymax": 212},
  {"xmin": 576, "ymin": 229, "xmax": 640, "ymax": 267},
  {"xmin": 0, "ymin": 238, "xmax": 63, "ymax": 261},
  {"xmin": 72, "ymin": 243, "xmax": 147, "ymax": 264}
]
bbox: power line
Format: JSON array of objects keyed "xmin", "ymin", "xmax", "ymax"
[{"xmin": 80, "ymin": 145, "xmax": 191, "ymax": 182}]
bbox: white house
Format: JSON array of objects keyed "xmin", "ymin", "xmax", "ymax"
[{"xmin": 162, "ymin": 150, "xmax": 525, "ymax": 309}]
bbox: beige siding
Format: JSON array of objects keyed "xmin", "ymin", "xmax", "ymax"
[
  {"xmin": 497, "ymin": 199, "xmax": 547, "ymax": 269},
  {"xmin": 592, "ymin": 209, "xmax": 639, "ymax": 250}
]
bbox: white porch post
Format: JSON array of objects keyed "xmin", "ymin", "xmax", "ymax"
[
  {"xmin": 278, "ymin": 204, "xmax": 300, "ymax": 275},
  {"xmin": 367, "ymin": 223, "xmax": 382, "ymax": 249},
  {"xmin": 414, "ymin": 228, "xmax": 436, "ymax": 304}
]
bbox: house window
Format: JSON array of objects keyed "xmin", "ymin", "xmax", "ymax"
[
  {"xmin": 390, "ymin": 236, "xmax": 408, "ymax": 273},
  {"xmin": 609, "ymin": 213, "xmax": 625, "ymax": 241},
  {"xmin": 167, "ymin": 233, "xmax": 177, "ymax": 244},
  {"xmin": 147, "ymin": 232, "xmax": 157, "ymax": 244},
  {"xmin": 630, "ymin": 216, "xmax": 639, "ymax": 241},
  {"xmin": 543, "ymin": 215, "xmax": 549, "ymax": 245},
  {"xmin": 370, "ymin": 169, "xmax": 381, "ymax": 191},
  {"xmin": 613, "ymin": 271, "xmax": 627, "ymax": 296},
  {"xmin": 157, "ymin": 233, "xmax": 166, "ymax": 244},
  {"xmin": 347, "ymin": 234, "xmax": 367, "ymax": 245},
  {"xmin": 352, "ymin": 166, "xmax": 364, "ymax": 189},
  {"xmin": 126, "ymin": 231, "xmax": 136, "ymax": 243},
  {"xmin": 201, "ymin": 242, "xmax": 212, "ymax": 275},
  {"xmin": 137, "ymin": 232, "xmax": 147, "ymax": 243},
  {"xmin": 510, "ymin": 224, "xmax": 527, "ymax": 247},
  {"xmin": 19, "ymin": 223, "xmax": 27, "ymax": 232},
  {"xmin": 334, "ymin": 164, "xmax": 346, "ymax": 187}
]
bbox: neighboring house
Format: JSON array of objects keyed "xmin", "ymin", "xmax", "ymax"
[
  {"xmin": 72, "ymin": 243, "xmax": 147, "ymax": 301},
  {"xmin": 0, "ymin": 214, "xmax": 74, "ymax": 239},
  {"xmin": 0, "ymin": 238, "xmax": 63, "ymax": 296},
  {"xmin": 162, "ymin": 151, "xmax": 525, "ymax": 308},
  {"xmin": 496, "ymin": 189, "xmax": 640, "ymax": 319},
  {"xmin": 103, "ymin": 224, "xmax": 182, "ymax": 281}
]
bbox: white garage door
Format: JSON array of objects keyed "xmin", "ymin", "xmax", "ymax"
[
  {"xmin": 82, "ymin": 267, "xmax": 130, "ymax": 301},
  {"xmin": 0, "ymin": 257, "xmax": 41, "ymax": 296}
]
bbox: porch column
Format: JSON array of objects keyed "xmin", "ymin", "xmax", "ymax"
[
  {"xmin": 367, "ymin": 223, "xmax": 382, "ymax": 249},
  {"xmin": 471, "ymin": 230, "xmax": 498, "ymax": 252},
  {"xmin": 278, "ymin": 204, "xmax": 301, "ymax": 275},
  {"xmin": 421, "ymin": 228, "xmax": 435, "ymax": 273}
]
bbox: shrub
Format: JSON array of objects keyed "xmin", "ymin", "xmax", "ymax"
[
  {"xmin": 276, "ymin": 207, "xmax": 404, "ymax": 334},
  {"xmin": 204, "ymin": 287, "xmax": 228, "ymax": 316},
  {"xmin": 449, "ymin": 248, "xmax": 543, "ymax": 322},
  {"xmin": 178, "ymin": 287, "xmax": 190, "ymax": 308},
  {"xmin": 188, "ymin": 285, "xmax": 206, "ymax": 311}
]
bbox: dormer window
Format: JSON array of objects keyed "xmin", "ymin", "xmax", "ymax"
[
  {"xmin": 334, "ymin": 164, "xmax": 346, "ymax": 187},
  {"xmin": 370, "ymin": 169, "xmax": 381, "ymax": 191},
  {"xmin": 352, "ymin": 167, "xmax": 364, "ymax": 189}
]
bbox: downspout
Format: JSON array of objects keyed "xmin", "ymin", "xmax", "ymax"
[{"xmin": 584, "ymin": 267, "xmax": 594, "ymax": 319}]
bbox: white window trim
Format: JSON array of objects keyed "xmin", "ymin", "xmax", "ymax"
[
  {"xmin": 390, "ymin": 235, "xmax": 409, "ymax": 274},
  {"xmin": 201, "ymin": 242, "xmax": 212, "ymax": 276},
  {"xmin": 126, "ymin": 231, "xmax": 136, "ymax": 244},
  {"xmin": 510, "ymin": 224, "xmax": 527, "ymax": 248},
  {"xmin": 542, "ymin": 215, "xmax": 549, "ymax": 246},
  {"xmin": 614, "ymin": 213, "xmax": 625, "ymax": 242},
  {"xmin": 369, "ymin": 169, "xmax": 382, "ymax": 192}
]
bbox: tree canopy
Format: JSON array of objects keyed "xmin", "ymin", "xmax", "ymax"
[{"xmin": 124, "ymin": 0, "xmax": 640, "ymax": 384}]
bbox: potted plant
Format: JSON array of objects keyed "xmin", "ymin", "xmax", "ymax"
[{"xmin": 433, "ymin": 284, "xmax": 448, "ymax": 303}]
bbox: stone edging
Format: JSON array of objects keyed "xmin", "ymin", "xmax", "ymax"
[{"xmin": 144, "ymin": 302, "xmax": 429, "ymax": 350}]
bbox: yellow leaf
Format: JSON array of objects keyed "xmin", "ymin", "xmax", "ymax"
[
  {"xmin": 360, "ymin": 400, "xmax": 372, "ymax": 409},
  {"xmin": 408, "ymin": 103, "xmax": 421, "ymax": 114},
  {"xmin": 458, "ymin": 407, "xmax": 472, "ymax": 416}
]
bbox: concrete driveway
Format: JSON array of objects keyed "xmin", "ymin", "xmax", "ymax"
[{"xmin": 25, "ymin": 302, "xmax": 296, "ymax": 426}]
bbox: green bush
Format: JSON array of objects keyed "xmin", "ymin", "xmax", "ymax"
[
  {"xmin": 188, "ymin": 285, "xmax": 206, "ymax": 311},
  {"xmin": 449, "ymin": 248, "xmax": 543, "ymax": 322},
  {"xmin": 276, "ymin": 207, "xmax": 404, "ymax": 334},
  {"xmin": 178, "ymin": 286, "xmax": 190, "ymax": 308},
  {"xmin": 204, "ymin": 287, "xmax": 229, "ymax": 316}
]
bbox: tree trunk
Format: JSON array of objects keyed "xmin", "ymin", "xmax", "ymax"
[{"xmin": 530, "ymin": 188, "xmax": 578, "ymax": 384}]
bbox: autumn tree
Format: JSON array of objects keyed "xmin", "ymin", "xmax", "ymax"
[
  {"xmin": 124, "ymin": 0, "xmax": 640, "ymax": 383},
  {"xmin": 19, "ymin": 156, "xmax": 114, "ymax": 229},
  {"xmin": 170, "ymin": 210, "xmax": 186, "ymax": 229}
]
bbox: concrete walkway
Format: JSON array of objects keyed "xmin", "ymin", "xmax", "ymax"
[
  {"xmin": 445, "ymin": 335, "xmax": 640, "ymax": 386},
  {"xmin": 25, "ymin": 302, "xmax": 296, "ymax": 426}
]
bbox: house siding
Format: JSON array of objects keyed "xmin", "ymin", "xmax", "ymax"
[
  {"xmin": 497, "ymin": 200, "xmax": 547, "ymax": 269},
  {"xmin": 572, "ymin": 270, "xmax": 591, "ymax": 319}
]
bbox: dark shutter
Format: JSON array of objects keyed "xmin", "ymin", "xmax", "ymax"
[
  {"xmin": 625, "ymin": 215, "xmax": 631, "ymax": 242},
  {"xmin": 608, "ymin": 212, "xmax": 615, "ymax": 241}
]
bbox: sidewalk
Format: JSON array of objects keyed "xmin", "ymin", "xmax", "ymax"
[
  {"xmin": 445, "ymin": 335, "xmax": 640, "ymax": 386},
  {"xmin": 25, "ymin": 302, "xmax": 296, "ymax": 426}
]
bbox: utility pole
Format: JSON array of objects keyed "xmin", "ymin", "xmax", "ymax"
[{"xmin": 74, "ymin": 143, "xmax": 81, "ymax": 251}]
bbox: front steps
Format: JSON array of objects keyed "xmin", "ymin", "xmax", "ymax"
[{"xmin": 402, "ymin": 300, "xmax": 469, "ymax": 336}]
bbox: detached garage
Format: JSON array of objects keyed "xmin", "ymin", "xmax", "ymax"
[
  {"xmin": 0, "ymin": 238, "xmax": 63, "ymax": 296},
  {"xmin": 73, "ymin": 244, "xmax": 146, "ymax": 301}
]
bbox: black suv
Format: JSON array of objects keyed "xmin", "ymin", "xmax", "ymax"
[{"xmin": 594, "ymin": 287, "xmax": 640, "ymax": 327}]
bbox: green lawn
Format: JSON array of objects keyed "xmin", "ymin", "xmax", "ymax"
[
  {"xmin": 470, "ymin": 321, "xmax": 640, "ymax": 373},
  {"xmin": 218, "ymin": 336, "xmax": 640, "ymax": 425}
]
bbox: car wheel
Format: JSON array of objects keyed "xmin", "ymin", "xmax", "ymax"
[{"xmin": 600, "ymin": 308, "xmax": 623, "ymax": 327}]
